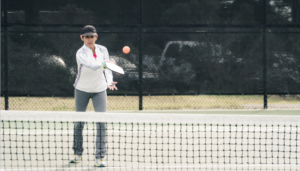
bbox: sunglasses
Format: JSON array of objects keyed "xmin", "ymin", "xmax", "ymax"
[{"xmin": 84, "ymin": 35, "xmax": 96, "ymax": 38}]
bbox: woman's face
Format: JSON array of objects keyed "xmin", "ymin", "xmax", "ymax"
[{"xmin": 80, "ymin": 35, "xmax": 98, "ymax": 49}]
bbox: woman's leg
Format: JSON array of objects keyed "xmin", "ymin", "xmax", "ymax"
[
  {"xmin": 72, "ymin": 89, "xmax": 90, "ymax": 156},
  {"xmin": 92, "ymin": 90, "xmax": 107, "ymax": 159}
]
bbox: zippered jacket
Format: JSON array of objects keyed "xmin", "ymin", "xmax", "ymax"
[{"xmin": 73, "ymin": 44, "xmax": 113, "ymax": 93}]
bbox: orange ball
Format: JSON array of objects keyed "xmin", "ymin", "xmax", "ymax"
[{"xmin": 123, "ymin": 46, "xmax": 130, "ymax": 54}]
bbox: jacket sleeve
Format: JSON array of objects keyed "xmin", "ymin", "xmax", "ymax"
[
  {"xmin": 76, "ymin": 50, "xmax": 103, "ymax": 71},
  {"xmin": 103, "ymin": 48, "xmax": 113, "ymax": 86}
]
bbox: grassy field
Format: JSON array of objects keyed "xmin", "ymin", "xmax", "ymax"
[{"xmin": 1, "ymin": 95, "xmax": 299, "ymax": 111}]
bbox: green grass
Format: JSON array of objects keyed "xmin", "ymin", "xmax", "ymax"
[{"xmin": 1, "ymin": 95, "xmax": 299, "ymax": 111}]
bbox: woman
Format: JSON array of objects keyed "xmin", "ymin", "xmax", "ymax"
[{"xmin": 70, "ymin": 25, "xmax": 117, "ymax": 167}]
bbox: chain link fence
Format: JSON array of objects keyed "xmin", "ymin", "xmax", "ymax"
[
  {"xmin": 1, "ymin": 0, "xmax": 300, "ymax": 110},
  {"xmin": 2, "ymin": 95, "xmax": 300, "ymax": 110}
]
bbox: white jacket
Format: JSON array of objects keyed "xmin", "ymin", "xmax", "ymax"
[{"xmin": 73, "ymin": 44, "xmax": 113, "ymax": 93}]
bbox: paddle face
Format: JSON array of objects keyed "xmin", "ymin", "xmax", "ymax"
[{"xmin": 106, "ymin": 62, "xmax": 125, "ymax": 74}]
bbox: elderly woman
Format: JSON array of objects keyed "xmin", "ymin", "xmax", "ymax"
[{"xmin": 70, "ymin": 25, "xmax": 117, "ymax": 167}]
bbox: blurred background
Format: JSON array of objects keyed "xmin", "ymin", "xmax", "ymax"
[{"xmin": 1, "ymin": 0, "xmax": 300, "ymax": 110}]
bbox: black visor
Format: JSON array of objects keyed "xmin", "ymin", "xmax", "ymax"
[{"xmin": 82, "ymin": 25, "xmax": 97, "ymax": 36}]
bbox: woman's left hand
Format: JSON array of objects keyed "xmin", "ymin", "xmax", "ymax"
[{"xmin": 108, "ymin": 82, "xmax": 118, "ymax": 90}]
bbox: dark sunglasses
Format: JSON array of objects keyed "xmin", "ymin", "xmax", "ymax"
[{"xmin": 84, "ymin": 35, "xmax": 96, "ymax": 38}]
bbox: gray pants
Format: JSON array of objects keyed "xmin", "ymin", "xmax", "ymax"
[{"xmin": 72, "ymin": 89, "xmax": 107, "ymax": 159}]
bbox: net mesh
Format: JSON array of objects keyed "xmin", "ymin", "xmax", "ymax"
[{"xmin": 1, "ymin": 111, "xmax": 299, "ymax": 171}]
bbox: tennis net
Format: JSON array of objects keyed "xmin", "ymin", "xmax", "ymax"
[{"xmin": 1, "ymin": 110, "xmax": 299, "ymax": 171}]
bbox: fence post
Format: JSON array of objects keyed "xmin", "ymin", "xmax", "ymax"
[
  {"xmin": 3, "ymin": 0, "xmax": 9, "ymax": 110},
  {"xmin": 138, "ymin": 0, "xmax": 143, "ymax": 110},
  {"xmin": 263, "ymin": 0, "xmax": 268, "ymax": 109}
]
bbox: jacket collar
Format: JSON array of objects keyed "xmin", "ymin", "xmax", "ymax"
[{"xmin": 83, "ymin": 43, "xmax": 97, "ymax": 51}]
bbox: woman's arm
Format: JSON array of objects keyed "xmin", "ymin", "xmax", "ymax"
[{"xmin": 103, "ymin": 49, "xmax": 114, "ymax": 86}]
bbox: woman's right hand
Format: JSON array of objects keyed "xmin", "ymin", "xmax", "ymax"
[{"xmin": 106, "ymin": 59, "xmax": 115, "ymax": 64}]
